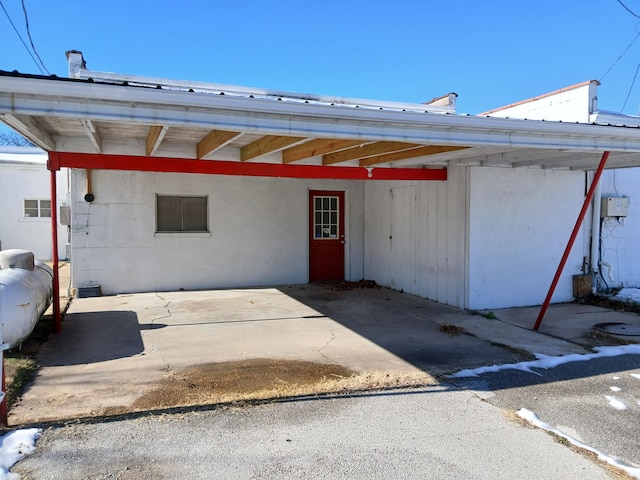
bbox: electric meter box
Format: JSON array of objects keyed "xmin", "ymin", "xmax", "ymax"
[{"xmin": 601, "ymin": 197, "xmax": 629, "ymax": 218}]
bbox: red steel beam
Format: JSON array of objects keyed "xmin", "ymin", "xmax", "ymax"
[
  {"xmin": 47, "ymin": 155, "xmax": 62, "ymax": 334},
  {"xmin": 533, "ymin": 151, "xmax": 610, "ymax": 330},
  {"xmin": 48, "ymin": 152, "xmax": 447, "ymax": 181}
]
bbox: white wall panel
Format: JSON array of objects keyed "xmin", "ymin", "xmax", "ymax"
[
  {"xmin": 69, "ymin": 163, "xmax": 598, "ymax": 310},
  {"xmin": 0, "ymin": 158, "xmax": 69, "ymax": 260},
  {"xmin": 598, "ymin": 168, "xmax": 640, "ymax": 288},
  {"xmin": 70, "ymin": 170, "xmax": 364, "ymax": 294},
  {"xmin": 467, "ymin": 167, "xmax": 585, "ymax": 309},
  {"xmin": 364, "ymin": 166, "xmax": 468, "ymax": 308}
]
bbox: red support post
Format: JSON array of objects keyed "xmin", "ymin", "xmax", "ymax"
[
  {"xmin": 48, "ymin": 156, "xmax": 62, "ymax": 334},
  {"xmin": 533, "ymin": 151, "xmax": 610, "ymax": 330}
]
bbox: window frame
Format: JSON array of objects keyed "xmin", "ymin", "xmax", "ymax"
[
  {"xmin": 23, "ymin": 199, "xmax": 51, "ymax": 218},
  {"xmin": 155, "ymin": 194, "xmax": 209, "ymax": 234},
  {"xmin": 312, "ymin": 195, "xmax": 340, "ymax": 240}
]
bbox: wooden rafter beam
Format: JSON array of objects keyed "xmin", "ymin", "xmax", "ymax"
[
  {"xmin": 146, "ymin": 125, "xmax": 168, "ymax": 156},
  {"xmin": 241, "ymin": 135, "xmax": 307, "ymax": 162},
  {"xmin": 0, "ymin": 113, "xmax": 55, "ymax": 150},
  {"xmin": 323, "ymin": 141, "xmax": 421, "ymax": 165},
  {"xmin": 80, "ymin": 119, "xmax": 102, "ymax": 153},
  {"xmin": 196, "ymin": 129, "xmax": 241, "ymax": 159},
  {"xmin": 391, "ymin": 146, "xmax": 509, "ymax": 168},
  {"xmin": 359, "ymin": 145, "xmax": 470, "ymax": 167},
  {"xmin": 282, "ymin": 139, "xmax": 367, "ymax": 163}
]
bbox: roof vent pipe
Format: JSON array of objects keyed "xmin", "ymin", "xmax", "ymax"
[{"xmin": 65, "ymin": 50, "xmax": 86, "ymax": 78}]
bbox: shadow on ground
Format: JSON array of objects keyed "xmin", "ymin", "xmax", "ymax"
[
  {"xmin": 40, "ymin": 311, "xmax": 147, "ymax": 366},
  {"xmin": 281, "ymin": 284, "xmax": 531, "ymax": 376}
]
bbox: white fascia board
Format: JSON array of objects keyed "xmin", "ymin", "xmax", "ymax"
[{"xmin": 3, "ymin": 76, "xmax": 640, "ymax": 152}]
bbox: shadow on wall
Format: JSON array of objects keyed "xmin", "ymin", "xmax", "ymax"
[{"xmin": 40, "ymin": 311, "xmax": 164, "ymax": 366}]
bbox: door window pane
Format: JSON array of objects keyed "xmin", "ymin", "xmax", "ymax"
[{"xmin": 313, "ymin": 196, "xmax": 339, "ymax": 239}]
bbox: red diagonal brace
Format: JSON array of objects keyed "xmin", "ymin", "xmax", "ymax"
[{"xmin": 533, "ymin": 151, "xmax": 610, "ymax": 330}]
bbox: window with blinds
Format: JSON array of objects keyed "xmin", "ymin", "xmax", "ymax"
[{"xmin": 156, "ymin": 195, "xmax": 208, "ymax": 232}]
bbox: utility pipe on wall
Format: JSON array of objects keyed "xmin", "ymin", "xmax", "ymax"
[
  {"xmin": 533, "ymin": 151, "xmax": 610, "ymax": 331},
  {"xmin": 85, "ymin": 169, "xmax": 94, "ymax": 202},
  {"xmin": 590, "ymin": 173, "xmax": 602, "ymax": 292}
]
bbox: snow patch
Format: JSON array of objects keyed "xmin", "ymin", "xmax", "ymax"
[
  {"xmin": 609, "ymin": 386, "xmax": 622, "ymax": 392},
  {"xmin": 614, "ymin": 287, "xmax": 640, "ymax": 303},
  {"xmin": 448, "ymin": 344, "xmax": 640, "ymax": 378},
  {"xmin": 631, "ymin": 373, "xmax": 640, "ymax": 379},
  {"xmin": 605, "ymin": 396, "xmax": 628, "ymax": 410},
  {"xmin": 0, "ymin": 429, "xmax": 41, "ymax": 479},
  {"xmin": 613, "ymin": 376, "xmax": 621, "ymax": 380},
  {"xmin": 517, "ymin": 409, "xmax": 640, "ymax": 479}
]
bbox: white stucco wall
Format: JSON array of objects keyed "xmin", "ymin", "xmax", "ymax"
[
  {"xmin": 363, "ymin": 166, "xmax": 468, "ymax": 308},
  {"xmin": 467, "ymin": 166, "xmax": 585, "ymax": 309},
  {"xmin": 70, "ymin": 169, "xmax": 364, "ymax": 294},
  {"xmin": 68, "ymin": 162, "xmax": 599, "ymax": 310},
  {"xmin": 0, "ymin": 149, "xmax": 69, "ymax": 260},
  {"xmin": 597, "ymin": 168, "xmax": 640, "ymax": 289}
]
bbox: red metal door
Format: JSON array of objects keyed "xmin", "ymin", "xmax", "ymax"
[{"xmin": 309, "ymin": 190, "xmax": 345, "ymax": 282}]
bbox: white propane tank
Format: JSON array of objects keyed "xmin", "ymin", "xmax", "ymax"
[{"xmin": 0, "ymin": 249, "xmax": 53, "ymax": 348}]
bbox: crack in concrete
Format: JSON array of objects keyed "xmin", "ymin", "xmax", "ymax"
[
  {"xmin": 364, "ymin": 299, "xmax": 385, "ymax": 326},
  {"xmin": 318, "ymin": 329, "xmax": 337, "ymax": 363},
  {"xmin": 151, "ymin": 293, "xmax": 173, "ymax": 325},
  {"xmin": 139, "ymin": 294, "xmax": 174, "ymax": 370}
]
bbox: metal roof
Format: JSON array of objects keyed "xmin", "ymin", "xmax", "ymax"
[{"xmin": 2, "ymin": 66, "xmax": 640, "ymax": 172}]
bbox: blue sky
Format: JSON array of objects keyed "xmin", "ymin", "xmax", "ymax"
[{"xmin": 2, "ymin": 0, "xmax": 640, "ymax": 115}]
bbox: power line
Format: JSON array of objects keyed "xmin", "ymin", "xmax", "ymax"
[
  {"xmin": 600, "ymin": 30, "xmax": 640, "ymax": 81},
  {"xmin": 621, "ymin": 61, "xmax": 640, "ymax": 111},
  {"xmin": 616, "ymin": 0, "xmax": 640, "ymax": 19},
  {"xmin": 0, "ymin": 0, "xmax": 45, "ymax": 74},
  {"xmin": 21, "ymin": 0, "xmax": 50, "ymax": 75}
]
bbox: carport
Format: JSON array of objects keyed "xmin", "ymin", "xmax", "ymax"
[{"xmin": 3, "ymin": 52, "xmax": 640, "ymax": 335}]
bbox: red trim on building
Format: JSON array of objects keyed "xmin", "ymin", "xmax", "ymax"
[{"xmin": 49, "ymin": 152, "xmax": 447, "ymax": 181}]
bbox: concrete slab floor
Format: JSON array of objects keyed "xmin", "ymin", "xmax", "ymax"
[
  {"xmin": 11, "ymin": 283, "xmax": 639, "ymax": 425},
  {"xmin": 478, "ymin": 303, "xmax": 640, "ymax": 352}
]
